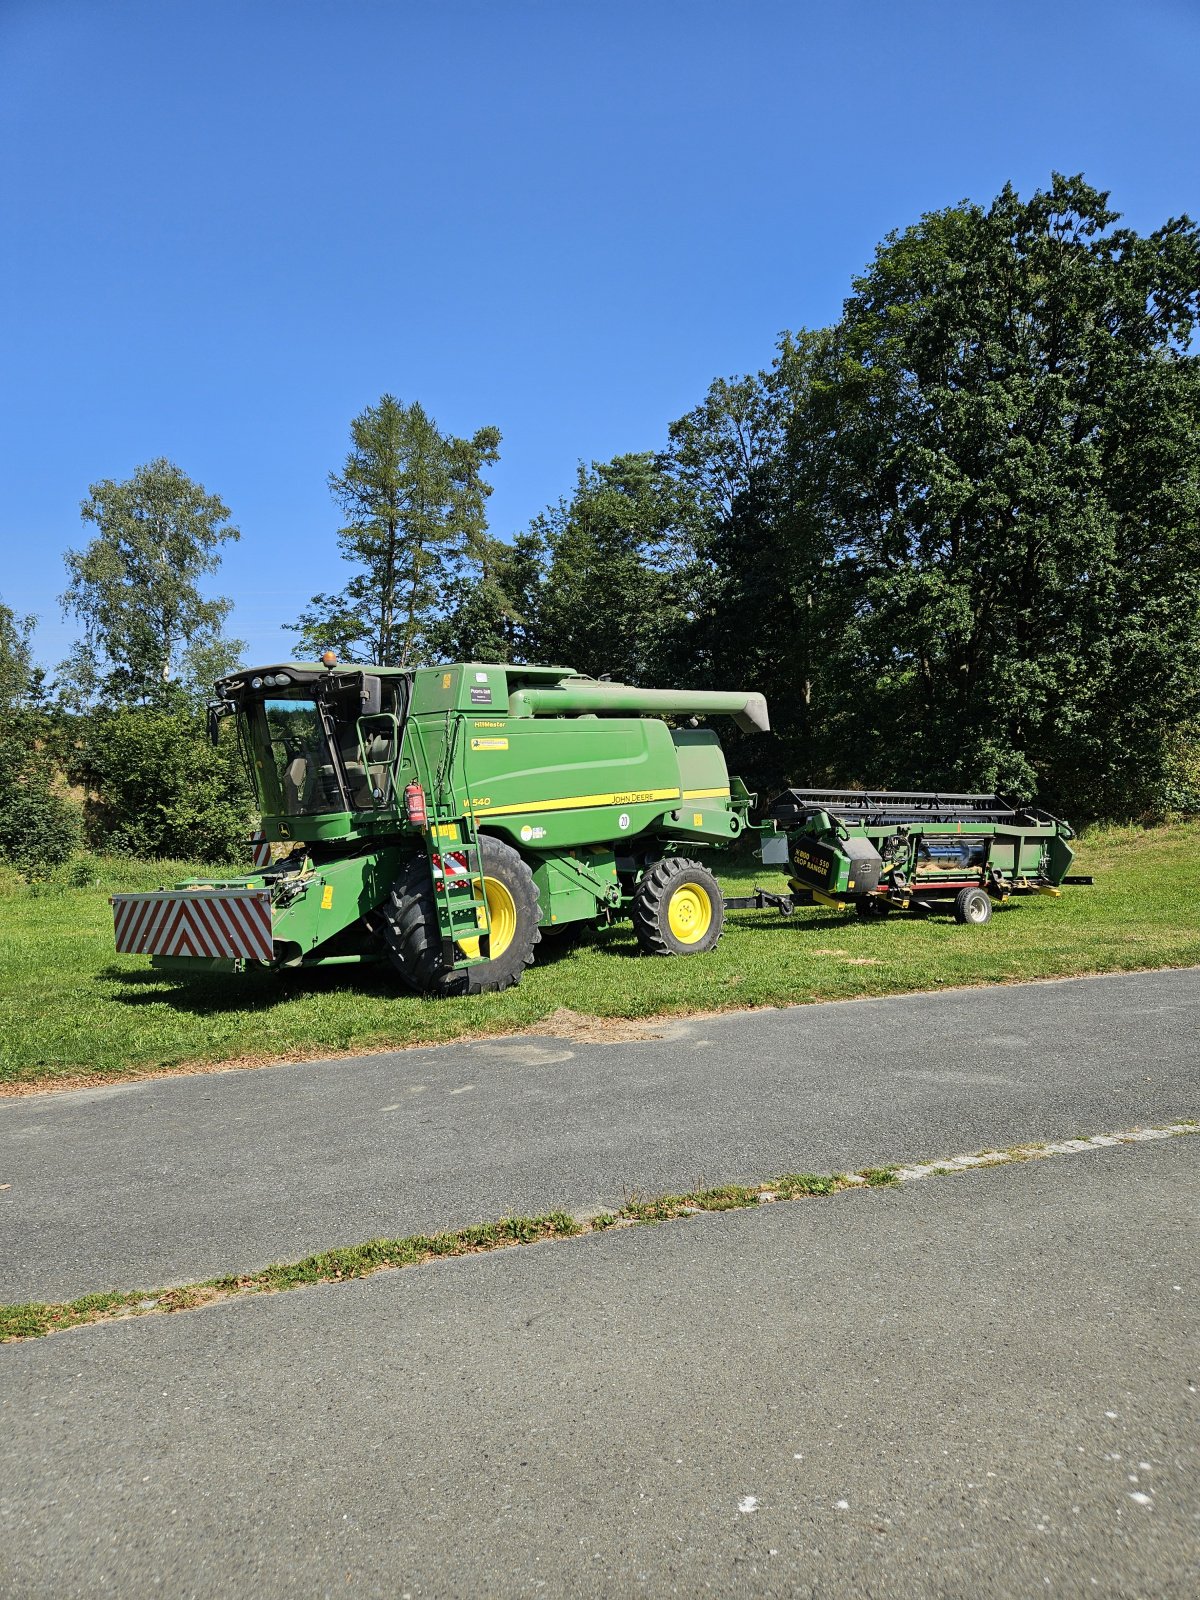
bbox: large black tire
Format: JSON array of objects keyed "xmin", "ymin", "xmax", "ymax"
[
  {"xmin": 632, "ymin": 857, "xmax": 724, "ymax": 957},
  {"xmin": 379, "ymin": 835, "xmax": 540, "ymax": 996},
  {"xmin": 953, "ymin": 886, "xmax": 993, "ymax": 925}
]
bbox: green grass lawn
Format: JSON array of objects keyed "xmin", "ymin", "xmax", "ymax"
[{"xmin": 2, "ymin": 823, "xmax": 1198, "ymax": 1090}]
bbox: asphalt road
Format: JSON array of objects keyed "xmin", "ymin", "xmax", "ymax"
[
  {"xmin": 2, "ymin": 969, "xmax": 1198, "ymax": 1302},
  {"xmin": 2, "ymin": 1137, "xmax": 1196, "ymax": 1598}
]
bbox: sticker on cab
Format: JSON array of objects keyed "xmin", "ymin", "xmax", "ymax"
[{"xmin": 470, "ymin": 737, "xmax": 508, "ymax": 751}]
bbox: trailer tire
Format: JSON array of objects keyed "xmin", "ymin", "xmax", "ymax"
[
  {"xmin": 632, "ymin": 857, "xmax": 724, "ymax": 957},
  {"xmin": 953, "ymin": 887, "xmax": 992, "ymax": 925},
  {"xmin": 380, "ymin": 835, "xmax": 541, "ymax": 996}
]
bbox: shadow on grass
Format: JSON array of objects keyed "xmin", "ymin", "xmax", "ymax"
[{"xmin": 93, "ymin": 962, "xmax": 412, "ymax": 1015}]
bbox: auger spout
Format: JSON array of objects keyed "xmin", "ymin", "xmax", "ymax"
[{"xmin": 507, "ymin": 679, "xmax": 770, "ymax": 735}]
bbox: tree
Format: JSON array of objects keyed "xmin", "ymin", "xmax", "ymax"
[
  {"xmin": 524, "ymin": 453, "xmax": 698, "ymax": 684},
  {"xmin": 667, "ymin": 336, "xmax": 844, "ymax": 789},
  {"xmin": 794, "ymin": 174, "xmax": 1200, "ymax": 812},
  {"xmin": 60, "ymin": 459, "xmax": 243, "ymax": 706},
  {"xmin": 428, "ymin": 530, "xmax": 545, "ymax": 664},
  {"xmin": 0, "ymin": 598, "xmax": 43, "ymax": 713},
  {"xmin": 72, "ymin": 707, "xmax": 253, "ymax": 862},
  {"xmin": 0, "ymin": 601, "xmax": 80, "ymax": 877},
  {"xmin": 291, "ymin": 396, "xmax": 501, "ymax": 666}
]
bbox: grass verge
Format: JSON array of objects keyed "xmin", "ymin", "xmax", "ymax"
[
  {"xmin": 3, "ymin": 822, "xmax": 1199, "ymax": 1091},
  {"xmin": 3, "ymin": 1122, "xmax": 1192, "ymax": 1343}
]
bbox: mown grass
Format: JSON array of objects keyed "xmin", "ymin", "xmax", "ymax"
[{"xmin": 1, "ymin": 823, "xmax": 1198, "ymax": 1089}]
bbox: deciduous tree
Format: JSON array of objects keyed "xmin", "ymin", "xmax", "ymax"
[
  {"xmin": 525, "ymin": 453, "xmax": 698, "ymax": 685},
  {"xmin": 60, "ymin": 459, "xmax": 243, "ymax": 706},
  {"xmin": 807, "ymin": 173, "xmax": 1200, "ymax": 812}
]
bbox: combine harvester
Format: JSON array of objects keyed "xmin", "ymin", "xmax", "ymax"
[
  {"xmin": 111, "ymin": 658, "xmax": 1087, "ymax": 993},
  {"xmin": 112, "ymin": 657, "xmax": 766, "ymax": 994}
]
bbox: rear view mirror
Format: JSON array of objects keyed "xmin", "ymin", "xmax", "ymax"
[
  {"xmin": 206, "ymin": 701, "xmax": 234, "ymax": 746},
  {"xmin": 360, "ymin": 675, "xmax": 383, "ymax": 718}
]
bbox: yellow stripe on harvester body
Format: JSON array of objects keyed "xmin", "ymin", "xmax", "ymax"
[
  {"xmin": 682, "ymin": 787, "xmax": 731, "ymax": 800},
  {"xmin": 467, "ymin": 787, "xmax": 682, "ymax": 818}
]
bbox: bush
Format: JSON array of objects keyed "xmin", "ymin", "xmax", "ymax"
[
  {"xmin": 0, "ymin": 771, "xmax": 82, "ymax": 879},
  {"xmin": 73, "ymin": 707, "xmax": 253, "ymax": 863},
  {"xmin": 0, "ymin": 724, "xmax": 84, "ymax": 879}
]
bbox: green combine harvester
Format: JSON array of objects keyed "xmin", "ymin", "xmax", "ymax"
[
  {"xmin": 112, "ymin": 657, "xmax": 767, "ymax": 994},
  {"xmin": 111, "ymin": 658, "xmax": 1088, "ymax": 993},
  {"xmin": 736, "ymin": 789, "xmax": 1086, "ymax": 924}
]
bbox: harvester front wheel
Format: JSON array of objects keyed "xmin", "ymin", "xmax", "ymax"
[
  {"xmin": 953, "ymin": 887, "xmax": 993, "ymax": 925},
  {"xmin": 632, "ymin": 857, "xmax": 724, "ymax": 957},
  {"xmin": 380, "ymin": 834, "xmax": 540, "ymax": 996}
]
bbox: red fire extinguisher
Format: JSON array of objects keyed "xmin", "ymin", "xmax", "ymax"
[{"xmin": 404, "ymin": 782, "xmax": 427, "ymax": 827}]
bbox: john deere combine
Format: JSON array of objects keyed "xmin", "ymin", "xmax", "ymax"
[{"xmin": 111, "ymin": 657, "xmax": 768, "ymax": 994}]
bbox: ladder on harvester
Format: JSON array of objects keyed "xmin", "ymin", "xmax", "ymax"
[{"xmin": 408, "ymin": 716, "xmax": 494, "ymax": 972}]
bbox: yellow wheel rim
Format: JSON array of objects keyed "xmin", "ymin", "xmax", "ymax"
[
  {"xmin": 667, "ymin": 881, "xmax": 712, "ymax": 945},
  {"xmin": 482, "ymin": 876, "xmax": 517, "ymax": 958}
]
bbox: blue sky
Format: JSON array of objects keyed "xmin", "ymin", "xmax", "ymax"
[{"xmin": 3, "ymin": 0, "xmax": 1198, "ymax": 672}]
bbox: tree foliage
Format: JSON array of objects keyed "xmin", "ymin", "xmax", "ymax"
[
  {"xmin": 0, "ymin": 598, "xmax": 44, "ymax": 714},
  {"xmin": 72, "ymin": 708, "xmax": 254, "ymax": 862},
  {"xmin": 0, "ymin": 601, "xmax": 81, "ymax": 876},
  {"xmin": 60, "ymin": 459, "xmax": 243, "ymax": 707},
  {"xmin": 522, "ymin": 453, "xmax": 699, "ymax": 684},
  {"xmin": 291, "ymin": 396, "xmax": 501, "ymax": 666},
  {"xmin": 803, "ymin": 173, "xmax": 1200, "ymax": 812},
  {"xmin": 667, "ymin": 338, "xmax": 843, "ymax": 787},
  {"xmin": 428, "ymin": 530, "xmax": 544, "ymax": 664}
]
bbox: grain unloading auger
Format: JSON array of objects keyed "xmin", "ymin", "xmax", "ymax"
[
  {"xmin": 111, "ymin": 658, "xmax": 768, "ymax": 995},
  {"xmin": 729, "ymin": 789, "xmax": 1091, "ymax": 925}
]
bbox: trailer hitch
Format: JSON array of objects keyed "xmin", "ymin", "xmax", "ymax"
[{"xmin": 725, "ymin": 887, "xmax": 796, "ymax": 916}]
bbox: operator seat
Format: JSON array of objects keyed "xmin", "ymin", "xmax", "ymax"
[{"xmin": 282, "ymin": 756, "xmax": 312, "ymax": 812}]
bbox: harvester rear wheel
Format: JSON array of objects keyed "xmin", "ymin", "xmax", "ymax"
[
  {"xmin": 953, "ymin": 887, "xmax": 993, "ymax": 925},
  {"xmin": 380, "ymin": 834, "xmax": 540, "ymax": 996},
  {"xmin": 632, "ymin": 857, "xmax": 724, "ymax": 957}
]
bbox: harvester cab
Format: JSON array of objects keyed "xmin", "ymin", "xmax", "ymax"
[
  {"xmin": 115, "ymin": 658, "xmax": 769, "ymax": 996},
  {"xmin": 207, "ymin": 661, "xmax": 405, "ymax": 826}
]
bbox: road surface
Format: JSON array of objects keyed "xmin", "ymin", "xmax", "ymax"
[
  {"xmin": 2, "ymin": 1138, "xmax": 1196, "ymax": 1597},
  {"xmin": 1, "ymin": 970, "xmax": 1197, "ymax": 1596},
  {"xmin": 1, "ymin": 968, "xmax": 1196, "ymax": 1302}
]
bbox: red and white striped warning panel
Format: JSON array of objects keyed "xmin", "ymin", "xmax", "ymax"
[
  {"xmin": 112, "ymin": 888, "xmax": 275, "ymax": 963},
  {"xmin": 249, "ymin": 830, "xmax": 272, "ymax": 869}
]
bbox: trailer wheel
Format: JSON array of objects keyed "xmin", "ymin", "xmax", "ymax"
[
  {"xmin": 632, "ymin": 857, "xmax": 724, "ymax": 957},
  {"xmin": 953, "ymin": 887, "xmax": 992, "ymax": 925},
  {"xmin": 380, "ymin": 834, "xmax": 540, "ymax": 996}
]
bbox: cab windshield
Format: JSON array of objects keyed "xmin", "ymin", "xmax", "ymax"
[
  {"xmin": 259, "ymin": 698, "xmax": 346, "ymax": 815},
  {"xmin": 243, "ymin": 678, "xmax": 403, "ymax": 817}
]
